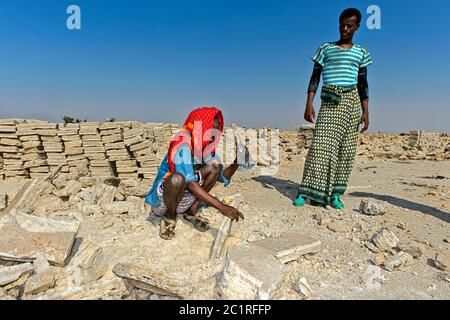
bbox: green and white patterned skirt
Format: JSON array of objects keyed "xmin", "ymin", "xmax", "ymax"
[{"xmin": 298, "ymin": 85, "xmax": 361, "ymax": 205}]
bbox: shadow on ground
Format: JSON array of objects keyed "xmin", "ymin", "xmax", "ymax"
[
  {"xmin": 65, "ymin": 237, "xmax": 84, "ymax": 265},
  {"xmin": 252, "ymin": 176, "xmax": 300, "ymax": 201},
  {"xmin": 350, "ymin": 192, "xmax": 450, "ymax": 223}
]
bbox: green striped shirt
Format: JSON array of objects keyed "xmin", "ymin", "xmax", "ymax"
[{"xmin": 311, "ymin": 42, "xmax": 372, "ymax": 87}]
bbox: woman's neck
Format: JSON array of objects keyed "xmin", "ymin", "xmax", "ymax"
[{"xmin": 337, "ymin": 38, "xmax": 354, "ymax": 45}]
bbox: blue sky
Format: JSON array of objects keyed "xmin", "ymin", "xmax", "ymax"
[{"xmin": 0, "ymin": 0, "xmax": 449, "ymax": 133}]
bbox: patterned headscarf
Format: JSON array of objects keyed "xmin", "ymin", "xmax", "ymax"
[{"xmin": 165, "ymin": 107, "xmax": 224, "ymax": 178}]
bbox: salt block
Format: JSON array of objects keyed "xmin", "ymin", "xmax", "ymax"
[
  {"xmin": 112, "ymin": 263, "xmax": 190, "ymax": 299},
  {"xmin": 218, "ymin": 243, "xmax": 285, "ymax": 300},
  {"xmin": 0, "ymin": 212, "xmax": 80, "ymax": 266},
  {"xmin": 23, "ymin": 269, "xmax": 56, "ymax": 296},
  {"xmin": 383, "ymin": 251, "xmax": 414, "ymax": 272},
  {"xmin": 371, "ymin": 228, "xmax": 399, "ymax": 252},
  {"xmin": 0, "ymin": 263, "xmax": 34, "ymax": 286},
  {"xmin": 251, "ymin": 232, "xmax": 322, "ymax": 264},
  {"xmin": 101, "ymin": 201, "xmax": 136, "ymax": 214}
]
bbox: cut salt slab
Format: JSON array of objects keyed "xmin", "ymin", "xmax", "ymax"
[
  {"xmin": 209, "ymin": 217, "xmax": 232, "ymax": 263},
  {"xmin": 0, "ymin": 263, "xmax": 34, "ymax": 286},
  {"xmin": 23, "ymin": 269, "xmax": 56, "ymax": 296},
  {"xmin": 218, "ymin": 243, "xmax": 285, "ymax": 300},
  {"xmin": 101, "ymin": 201, "xmax": 136, "ymax": 214},
  {"xmin": 383, "ymin": 251, "xmax": 414, "ymax": 272},
  {"xmin": 0, "ymin": 211, "xmax": 80, "ymax": 266},
  {"xmin": 33, "ymin": 253, "xmax": 51, "ymax": 274},
  {"xmin": 250, "ymin": 232, "xmax": 321, "ymax": 264},
  {"xmin": 0, "ymin": 191, "xmax": 8, "ymax": 211},
  {"xmin": 112, "ymin": 263, "xmax": 190, "ymax": 299},
  {"xmin": 371, "ymin": 228, "xmax": 399, "ymax": 252},
  {"xmin": 359, "ymin": 199, "xmax": 386, "ymax": 216}
]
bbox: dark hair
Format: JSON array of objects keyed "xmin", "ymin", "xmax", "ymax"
[{"xmin": 340, "ymin": 8, "xmax": 362, "ymax": 24}]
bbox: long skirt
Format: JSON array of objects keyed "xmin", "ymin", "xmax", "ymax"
[{"xmin": 298, "ymin": 86, "xmax": 361, "ymax": 205}]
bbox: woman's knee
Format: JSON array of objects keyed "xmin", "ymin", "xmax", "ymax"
[
  {"xmin": 206, "ymin": 161, "xmax": 223, "ymax": 178},
  {"xmin": 167, "ymin": 173, "xmax": 186, "ymax": 189}
]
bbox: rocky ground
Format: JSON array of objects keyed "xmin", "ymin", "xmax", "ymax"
[{"xmin": 0, "ymin": 135, "xmax": 449, "ymax": 300}]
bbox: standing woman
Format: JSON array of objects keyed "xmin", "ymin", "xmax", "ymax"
[{"xmin": 294, "ymin": 8, "xmax": 373, "ymax": 209}]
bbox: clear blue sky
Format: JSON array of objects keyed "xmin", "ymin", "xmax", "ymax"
[{"xmin": 1, "ymin": 0, "xmax": 449, "ymax": 133}]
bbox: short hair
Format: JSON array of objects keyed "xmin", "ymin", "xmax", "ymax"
[{"xmin": 340, "ymin": 8, "xmax": 362, "ymax": 24}]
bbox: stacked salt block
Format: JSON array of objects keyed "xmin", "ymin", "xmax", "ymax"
[
  {"xmin": 223, "ymin": 125, "xmax": 279, "ymax": 167},
  {"xmin": 219, "ymin": 125, "xmax": 247, "ymax": 166},
  {"xmin": 297, "ymin": 125, "xmax": 314, "ymax": 149},
  {"xmin": 259, "ymin": 127, "xmax": 279, "ymax": 165},
  {"xmin": 100, "ymin": 122, "xmax": 133, "ymax": 178},
  {"xmin": 0, "ymin": 119, "xmax": 25, "ymax": 179},
  {"xmin": 131, "ymin": 139, "xmax": 155, "ymax": 180},
  {"xmin": 43, "ymin": 124, "xmax": 68, "ymax": 173},
  {"xmin": 121, "ymin": 126, "xmax": 145, "ymax": 179},
  {"xmin": 409, "ymin": 130, "xmax": 441, "ymax": 148},
  {"xmin": 59, "ymin": 123, "xmax": 85, "ymax": 174},
  {"xmin": 422, "ymin": 132, "xmax": 441, "ymax": 147},
  {"xmin": 28, "ymin": 122, "xmax": 59, "ymax": 178},
  {"xmin": 142, "ymin": 123, "xmax": 179, "ymax": 179},
  {"xmin": 147, "ymin": 123, "xmax": 179, "ymax": 157},
  {"xmin": 0, "ymin": 119, "xmax": 182, "ymax": 181},
  {"xmin": 279, "ymin": 131, "xmax": 300, "ymax": 157},
  {"xmin": 16, "ymin": 121, "xmax": 52, "ymax": 179},
  {"xmin": 143, "ymin": 123, "xmax": 163, "ymax": 156},
  {"xmin": 80, "ymin": 122, "xmax": 111, "ymax": 177},
  {"xmin": 225, "ymin": 125, "xmax": 245, "ymax": 164},
  {"xmin": 409, "ymin": 130, "xmax": 422, "ymax": 147}
]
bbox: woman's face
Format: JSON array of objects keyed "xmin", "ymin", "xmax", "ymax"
[
  {"xmin": 209, "ymin": 116, "xmax": 221, "ymax": 144},
  {"xmin": 213, "ymin": 117, "xmax": 219, "ymax": 130}
]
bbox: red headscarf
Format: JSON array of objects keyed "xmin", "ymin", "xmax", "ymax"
[{"xmin": 165, "ymin": 107, "xmax": 224, "ymax": 178}]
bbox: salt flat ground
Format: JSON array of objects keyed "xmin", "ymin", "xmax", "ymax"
[
  {"xmin": 220, "ymin": 159, "xmax": 450, "ymax": 299},
  {"xmin": 0, "ymin": 159, "xmax": 449, "ymax": 300}
]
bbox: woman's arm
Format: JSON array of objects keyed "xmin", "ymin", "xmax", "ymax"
[
  {"xmin": 304, "ymin": 62, "xmax": 322, "ymax": 123},
  {"xmin": 308, "ymin": 62, "xmax": 323, "ymax": 93},
  {"xmin": 186, "ymin": 182, "xmax": 223, "ymax": 211},
  {"xmin": 222, "ymin": 159, "xmax": 238, "ymax": 180},
  {"xmin": 357, "ymin": 67, "xmax": 369, "ymax": 101},
  {"xmin": 357, "ymin": 67, "xmax": 369, "ymax": 132},
  {"xmin": 186, "ymin": 182, "xmax": 244, "ymax": 221}
]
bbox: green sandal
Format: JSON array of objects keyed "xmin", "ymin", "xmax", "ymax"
[
  {"xmin": 293, "ymin": 196, "xmax": 305, "ymax": 207},
  {"xmin": 330, "ymin": 195, "xmax": 344, "ymax": 209}
]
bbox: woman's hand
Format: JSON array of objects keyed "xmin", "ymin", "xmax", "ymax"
[
  {"xmin": 219, "ymin": 204, "xmax": 244, "ymax": 222},
  {"xmin": 304, "ymin": 103, "xmax": 316, "ymax": 123},
  {"xmin": 360, "ymin": 112, "xmax": 369, "ymax": 132}
]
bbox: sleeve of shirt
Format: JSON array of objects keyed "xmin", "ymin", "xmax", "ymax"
[
  {"xmin": 360, "ymin": 48, "xmax": 373, "ymax": 68},
  {"xmin": 311, "ymin": 43, "xmax": 328, "ymax": 67},
  {"xmin": 174, "ymin": 144, "xmax": 199, "ymax": 184}
]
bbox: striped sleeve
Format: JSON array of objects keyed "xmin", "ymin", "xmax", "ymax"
[
  {"xmin": 311, "ymin": 43, "xmax": 329, "ymax": 66},
  {"xmin": 360, "ymin": 48, "xmax": 373, "ymax": 68}
]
